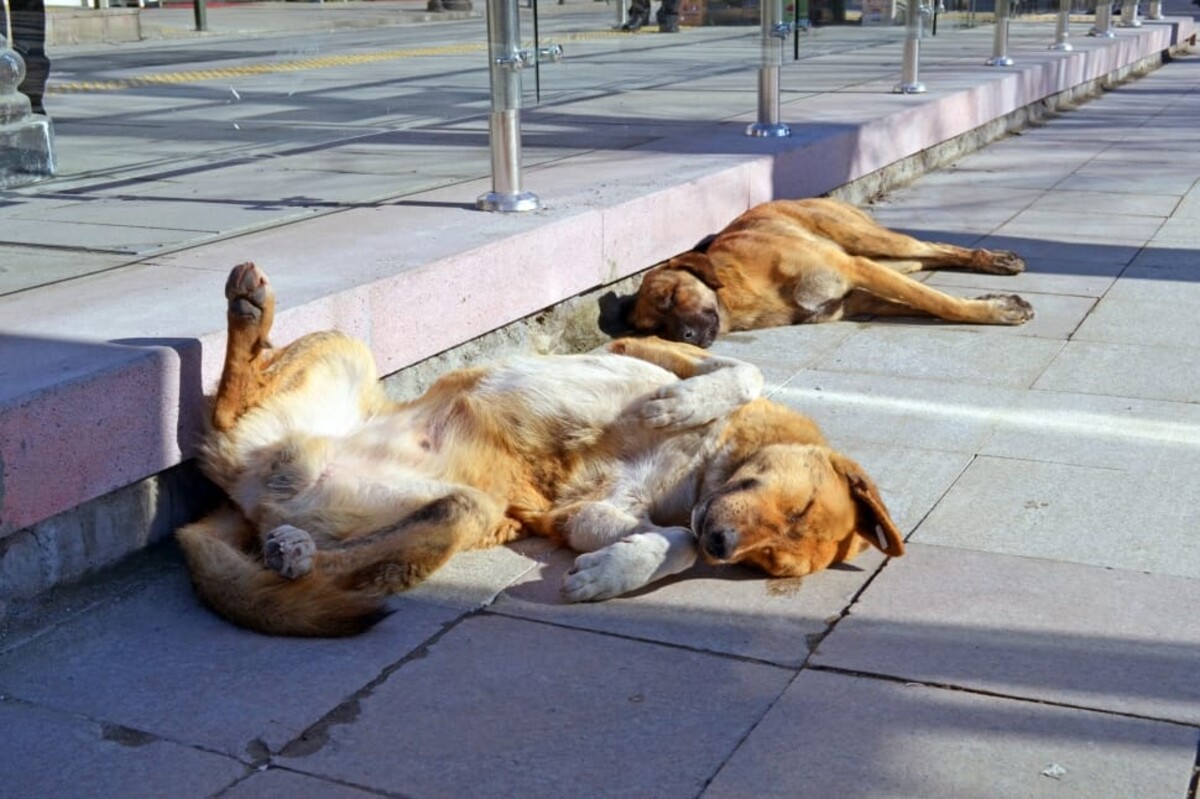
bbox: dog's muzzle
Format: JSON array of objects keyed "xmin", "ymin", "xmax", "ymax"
[{"xmin": 667, "ymin": 310, "xmax": 719, "ymax": 348}]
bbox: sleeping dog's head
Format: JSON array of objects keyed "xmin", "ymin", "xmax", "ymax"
[
  {"xmin": 626, "ymin": 253, "xmax": 725, "ymax": 348},
  {"xmin": 693, "ymin": 444, "xmax": 905, "ymax": 576}
]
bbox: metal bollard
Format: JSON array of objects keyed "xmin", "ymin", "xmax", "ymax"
[
  {"xmin": 614, "ymin": 0, "xmax": 628, "ymax": 29},
  {"xmin": 477, "ymin": 0, "xmax": 540, "ymax": 212},
  {"xmin": 894, "ymin": 0, "xmax": 929, "ymax": 93},
  {"xmin": 1049, "ymin": 0, "xmax": 1072, "ymax": 50},
  {"xmin": 1118, "ymin": 0, "xmax": 1140, "ymax": 25},
  {"xmin": 1089, "ymin": 0, "xmax": 1115, "ymax": 36},
  {"xmin": 746, "ymin": 0, "xmax": 791, "ymax": 137},
  {"xmin": 1146, "ymin": 0, "xmax": 1162, "ymax": 19},
  {"xmin": 986, "ymin": 0, "xmax": 1014, "ymax": 66}
]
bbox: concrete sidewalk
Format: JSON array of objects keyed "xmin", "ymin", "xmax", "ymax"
[{"xmin": 0, "ymin": 5, "xmax": 1198, "ymax": 796}]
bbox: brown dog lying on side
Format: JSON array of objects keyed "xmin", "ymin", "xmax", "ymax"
[
  {"xmin": 176, "ymin": 262, "xmax": 905, "ymax": 636},
  {"xmin": 625, "ymin": 198, "xmax": 1034, "ymax": 347}
]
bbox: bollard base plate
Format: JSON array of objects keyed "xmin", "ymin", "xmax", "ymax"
[
  {"xmin": 477, "ymin": 190, "xmax": 541, "ymax": 213},
  {"xmin": 1049, "ymin": 41, "xmax": 1074, "ymax": 51},
  {"xmin": 985, "ymin": 56, "xmax": 1015, "ymax": 66},
  {"xmin": 893, "ymin": 81, "xmax": 927, "ymax": 94},
  {"xmin": 1088, "ymin": 27, "xmax": 1116, "ymax": 37},
  {"xmin": 745, "ymin": 122, "xmax": 791, "ymax": 138}
]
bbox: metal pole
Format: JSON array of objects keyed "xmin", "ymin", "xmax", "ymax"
[
  {"xmin": 1089, "ymin": 0, "xmax": 1115, "ymax": 35},
  {"xmin": 1118, "ymin": 0, "xmax": 1140, "ymax": 25},
  {"xmin": 615, "ymin": 0, "xmax": 628, "ymax": 29},
  {"xmin": 193, "ymin": 0, "xmax": 208, "ymax": 32},
  {"xmin": 1050, "ymin": 0, "xmax": 1072, "ymax": 49},
  {"xmin": 477, "ymin": 0, "xmax": 540, "ymax": 212},
  {"xmin": 986, "ymin": 0, "xmax": 1014, "ymax": 65},
  {"xmin": 1146, "ymin": 0, "xmax": 1162, "ymax": 19},
  {"xmin": 746, "ymin": 0, "xmax": 791, "ymax": 137},
  {"xmin": 894, "ymin": 0, "xmax": 928, "ymax": 93}
]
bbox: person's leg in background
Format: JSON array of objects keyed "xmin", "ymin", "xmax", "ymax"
[
  {"xmin": 656, "ymin": 0, "xmax": 681, "ymax": 31},
  {"xmin": 4, "ymin": 0, "xmax": 50, "ymax": 114},
  {"xmin": 623, "ymin": 0, "xmax": 652, "ymax": 30}
]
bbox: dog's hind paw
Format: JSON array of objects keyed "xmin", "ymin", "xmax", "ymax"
[
  {"xmin": 979, "ymin": 293, "xmax": 1034, "ymax": 325},
  {"xmin": 264, "ymin": 525, "xmax": 316, "ymax": 579},
  {"xmin": 225, "ymin": 262, "xmax": 273, "ymax": 324}
]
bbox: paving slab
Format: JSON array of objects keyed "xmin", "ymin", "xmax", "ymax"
[
  {"xmin": 0, "ymin": 698, "xmax": 246, "ymax": 799},
  {"xmin": 992, "ymin": 207, "xmax": 1167, "ymax": 246},
  {"xmin": 492, "ymin": 544, "xmax": 887, "ymax": 668},
  {"xmin": 911, "ymin": 456, "xmax": 1200, "ymax": 577},
  {"xmin": 278, "ymin": 614, "xmax": 793, "ymax": 797},
  {"xmin": 0, "ymin": 571, "xmax": 459, "ymax": 757},
  {"xmin": 706, "ymin": 323, "xmax": 862, "ymax": 392},
  {"xmin": 809, "ymin": 327, "xmax": 1066, "ymax": 388},
  {"xmin": 923, "ymin": 255, "xmax": 1124, "ymax": 298},
  {"xmin": 812, "ymin": 544, "xmax": 1200, "ymax": 724},
  {"xmin": 0, "ymin": 246, "xmax": 130, "ymax": 295},
  {"xmin": 220, "ymin": 768, "xmax": 384, "ymax": 798},
  {"xmin": 817, "ymin": 441, "xmax": 974, "ymax": 536},
  {"xmin": 704, "ymin": 669, "xmax": 1199, "ymax": 799},
  {"xmin": 1073, "ymin": 295, "xmax": 1200, "ymax": 347},
  {"xmin": 1033, "ymin": 339, "xmax": 1200, "ymax": 403},
  {"xmin": 770, "ymin": 370, "xmax": 1025, "ymax": 455},
  {"xmin": 878, "ymin": 290, "xmax": 1097, "ymax": 340},
  {"xmin": 980, "ymin": 387, "xmax": 1200, "ymax": 472},
  {"xmin": 401, "ymin": 536, "xmax": 549, "ymax": 612}
]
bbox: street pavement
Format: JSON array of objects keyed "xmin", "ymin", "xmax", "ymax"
[{"xmin": 1, "ymin": 2, "xmax": 1199, "ymax": 797}]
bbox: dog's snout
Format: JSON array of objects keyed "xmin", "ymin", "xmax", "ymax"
[
  {"xmin": 682, "ymin": 327, "xmax": 696, "ymax": 342},
  {"xmin": 702, "ymin": 528, "xmax": 737, "ymax": 561}
]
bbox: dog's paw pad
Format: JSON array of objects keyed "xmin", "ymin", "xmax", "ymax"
[
  {"xmin": 979, "ymin": 293, "xmax": 1034, "ymax": 325},
  {"xmin": 263, "ymin": 525, "xmax": 316, "ymax": 579},
  {"xmin": 225, "ymin": 262, "xmax": 272, "ymax": 322}
]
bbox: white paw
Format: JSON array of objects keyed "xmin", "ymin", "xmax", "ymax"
[
  {"xmin": 562, "ymin": 533, "xmax": 669, "ymax": 602},
  {"xmin": 263, "ymin": 524, "xmax": 316, "ymax": 579},
  {"xmin": 637, "ymin": 383, "xmax": 709, "ymax": 429}
]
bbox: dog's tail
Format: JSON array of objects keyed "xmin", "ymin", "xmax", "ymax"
[{"xmin": 176, "ymin": 506, "xmax": 387, "ymax": 637}]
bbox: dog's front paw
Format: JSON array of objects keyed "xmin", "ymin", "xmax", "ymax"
[
  {"xmin": 979, "ymin": 293, "xmax": 1034, "ymax": 325},
  {"xmin": 981, "ymin": 250, "xmax": 1026, "ymax": 275},
  {"xmin": 637, "ymin": 383, "xmax": 708, "ymax": 429},
  {"xmin": 562, "ymin": 533, "xmax": 669, "ymax": 602},
  {"xmin": 263, "ymin": 524, "xmax": 316, "ymax": 579}
]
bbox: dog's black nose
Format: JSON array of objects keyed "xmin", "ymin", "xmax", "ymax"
[
  {"xmin": 681, "ymin": 327, "xmax": 696, "ymax": 342},
  {"xmin": 703, "ymin": 528, "xmax": 736, "ymax": 561}
]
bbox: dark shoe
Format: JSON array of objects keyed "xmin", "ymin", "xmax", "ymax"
[
  {"xmin": 622, "ymin": 9, "xmax": 650, "ymax": 29},
  {"xmin": 658, "ymin": 19, "xmax": 680, "ymax": 31},
  {"xmin": 26, "ymin": 93, "xmax": 46, "ymax": 115}
]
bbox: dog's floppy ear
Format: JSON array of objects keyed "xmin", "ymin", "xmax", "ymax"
[
  {"xmin": 598, "ymin": 291, "xmax": 639, "ymax": 337},
  {"xmin": 670, "ymin": 252, "xmax": 725, "ymax": 291},
  {"xmin": 831, "ymin": 453, "xmax": 905, "ymax": 557}
]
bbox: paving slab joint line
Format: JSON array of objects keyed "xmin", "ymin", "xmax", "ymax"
[
  {"xmin": 274, "ymin": 608, "xmax": 484, "ymax": 761},
  {"xmin": 806, "ymin": 663, "xmax": 1200, "ymax": 729},
  {"xmin": 483, "ymin": 604, "xmax": 810, "ymax": 671}
]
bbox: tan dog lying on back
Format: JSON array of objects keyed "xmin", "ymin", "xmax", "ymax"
[
  {"xmin": 626, "ymin": 198, "xmax": 1033, "ymax": 347},
  {"xmin": 177, "ymin": 262, "xmax": 905, "ymax": 636}
]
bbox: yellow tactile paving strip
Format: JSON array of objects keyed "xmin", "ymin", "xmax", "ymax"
[{"xmin": 49, "ymin": 29, "xmax": 635, "ymax": 93}]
